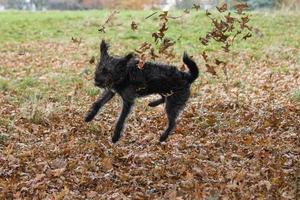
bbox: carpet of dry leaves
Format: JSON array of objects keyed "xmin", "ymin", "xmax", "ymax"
[{"xmin": 0, "ymin": 37, "xmax": 299, "ymax": 199}]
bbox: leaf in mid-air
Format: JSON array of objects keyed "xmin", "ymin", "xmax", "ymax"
[
  {"xmin": 193, "ymin": 4, "xmax": 200, "ymax": 11},
  {"xmin": 216, "ymin": 3, "xmax": 228, "ymax": 13},
  {"xmin": 131, "ymin": 21, "xmax": 138, "ymax": 31}
]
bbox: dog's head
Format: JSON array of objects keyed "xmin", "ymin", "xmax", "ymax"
[{"xmin": 94, "ymin": 40, "xmax": 134, "ymax": 88}]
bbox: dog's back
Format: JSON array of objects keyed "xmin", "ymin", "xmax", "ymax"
[{"xmin": 125, "ymin": 53, "xmax": 199, "ymax": 96}]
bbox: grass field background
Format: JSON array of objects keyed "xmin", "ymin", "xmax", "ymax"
[{"xmin": 0, "ymin": 10, "xmax": 299, "ymax": 199}]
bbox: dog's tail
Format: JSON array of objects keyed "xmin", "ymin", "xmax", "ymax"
[{"xmin": 183, "ymin": 52, "xmax": 199, "ymax": 83}]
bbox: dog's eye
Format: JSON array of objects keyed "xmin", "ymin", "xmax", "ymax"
[{"xmin": 102, "ymin": 68, "xmax": 108, "ymax": 73}]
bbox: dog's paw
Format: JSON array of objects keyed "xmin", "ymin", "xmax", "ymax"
[
  {"xmin": 111, "ymin": 135, "xmax": 120, "ymax": 143},
  {"xmin": 159, "ymin": 133, "xmax": 169, "ymax": 142},
  {"xmin": 84, "ymin": 113, "xmax": 95, "ymax": 122}
]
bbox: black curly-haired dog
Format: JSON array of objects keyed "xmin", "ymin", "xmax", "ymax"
[{"xmin": 85, "ymin": 40, "xmax": 199, "ymax": 143}]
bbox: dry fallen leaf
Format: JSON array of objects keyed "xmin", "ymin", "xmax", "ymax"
[
  {"xmin": 102, "ymin": 157, "xmax": 113, "ymax": 170},
  {"xmin": 0, "ymin": 6, "xmax": 298, "ymax": 200}
]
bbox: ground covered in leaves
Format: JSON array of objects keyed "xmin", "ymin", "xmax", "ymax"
[{"xmin": 0, "ymin": 10, "xmax": 300, "ymax": 199}]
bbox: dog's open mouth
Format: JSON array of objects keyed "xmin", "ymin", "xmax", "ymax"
[{"xmin": 94, "ymin": 81, "xmax": 102, "ymax": 87}]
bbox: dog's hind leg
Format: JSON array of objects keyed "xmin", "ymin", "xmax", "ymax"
[
  {"xmin": 85, "ymin": 90, "xmax": 115, "ymax": 122},
  {"xmin": 148, "ymin": 95, "xmax": 165, "ymax": 107},
  {"xmin": 159, "ymin": 90, "xmax": 190, "ymax": 142}
]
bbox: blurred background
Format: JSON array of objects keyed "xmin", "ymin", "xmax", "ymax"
[{"xmin": 0, "ymin": 0, "xmax": 300, "ymax": 11}]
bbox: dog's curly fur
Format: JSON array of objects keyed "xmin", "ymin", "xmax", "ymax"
[{"xmin": 85, "ymin": 40, "xmax": 199, "ymax": 143}]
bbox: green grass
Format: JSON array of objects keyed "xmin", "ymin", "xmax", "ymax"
[
  {"xmin": 290, "ymin": 90, "xmax": 300, "ymax": 102},
  {"xmin": 271, "ymin": 65, "xmax": 289, "ymax": 74},
  {"xmin": 17, "ymin": 77, "xmax": 39, "ymax": 89},
  {"xmin": 0, "ymin": 10, "xmax": 299, "ymax": 106},
  {"xmin": 0, "ymin": 78, "xmax": 9, "ymax": 91},
  {"xmin": 86, "ymin": 87, "xmax": 100, "ymax": 97},
  {"xmin": 0, "ymin": 10, "xmax": 300, "ymax": 55}
]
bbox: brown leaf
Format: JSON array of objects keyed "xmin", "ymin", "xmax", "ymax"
[
  {"xmin": 200, "ymin": 37, "xmax": 209, "ymax": 46},
  {"xmin": 206, "ymin": 64, "xmax": 217, "ymax": 76},
  {"xmin": 159, "ymin": 22, "xmax": 168, "ymax": 33},
  {"xmin": 53, "ymin": 186, "xmax": 69, "ymax": 200},
  {"xmin": 242, "ymin": 32, "xmax": 252, "ymax": 40},
  {"xmin": 225, "ymin": 12, "xmax": 235, "ymax": 24},
  {"xmin": 215, "ymin": 59, "xmax": 226, "ymax": 66},
  {"xmin": 152, "ymin": 32, "xmax": 160, "ymax": 43},
  {"xmin": 135, "ymin": 42, "xmax": 151, "ymax": 56},
  {"xmin": 193, "ymin": 4, "xmax": 200, "ymax": 11},
  {"xmin": 87, "ymin": 191, "xmax": 98, "ymax": 198},
  {"xmin": 159, "ymin": 11, "xmax": 168, "ymax": 22},
  {"xmin": 201, "ymin": 51, "xmax": 209, "ymax": 62},
  {"xmin": 98, "ymin": 25, "xmax": 106, "ymax": 33},
  {"xmin": 184, "ymin": 9, "xmax": 190, "ymax": 14},
  {"xmin": 50, "ymin": 158, "xmax": 67, "ymax": 169},
  {"xmin": 185, "ymin": 171, "xmax": 194, "ymax": 181},
  {"xmin": 150, "ymin": 48, "xmax": 159, "ymax": 60},
  {"xmin": 31, "ymin": 174, "xmax": 45, "ymax": 184},
  {"xmin": 216, "ymin": 3, "xmax": 228, "ymax": 13},
  {"xmin": 259, "ymin": 180, "xmax": 272, "ymax": 191},
  {"xmin": 159, "ymin": 38, "xmax": 175, "ymax": 54},
  {"xmin": 102, "ymin": 157, "xmax": 113, "ymax": 170},
  {"xmin": 89, "ymin": 56, "xmax": 95, "ymax": 64},
  {"xmin": 241, "ymin": 16, "xmax": 250, "ymax": 24},
  {"xmin": 222, "ymin": 43, "xmax": 230, "ymax": 52},
  {"xmin": 50, "ymin": 168, "xmax": 65, "ymax": 177},
  {"xmin": 205, "ymin": 10, "xmax": 211, "ymax": 16},
  {"xmin": 71, "ymin": 37, "xmax": 82, "ymax": 44},
  {"xmin": 131, "ymin": 21, "xmax": 138, "ymax": 31},
  {"xmin": 234, "ymin": 3, "xmax": 249, "ymax": 14},
  {"xmin": 165, "ymin": 189, "xmax": 177, "ymax": 199}
]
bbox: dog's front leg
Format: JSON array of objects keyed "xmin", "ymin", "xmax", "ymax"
[
  {"xmin": 112, "ymin": 100, "xmax": 133, "ymax": 143},
  {"xmin": 85, "ymin": 90, "xmax": 115, "ymax": 122}
]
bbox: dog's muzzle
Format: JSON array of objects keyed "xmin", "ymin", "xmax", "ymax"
[
  {"xmin": 94, "ymin": 79, "xmax": 112, "ymax": 88},
  {"xmin": 94, "ymin": 81, "xmax": 101, "ymax": 87}
]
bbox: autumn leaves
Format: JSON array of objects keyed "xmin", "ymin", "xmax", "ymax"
[{"xmin": 98, "ymin": 3, "xmax": 252, "ymax": 75}]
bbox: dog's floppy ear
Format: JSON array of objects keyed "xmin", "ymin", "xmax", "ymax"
[{"xmin": 100, "ymin": 40, "xmax": 109, "ymax": 57}]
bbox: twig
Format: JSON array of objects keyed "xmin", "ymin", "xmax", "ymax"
[
  {"xmin": 145, "ymin": 12, "xmax": 158, "ymax": 19},
  {"xmin": 98, "ymin": 10, "xmax": 119, "ymax": 33}
]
